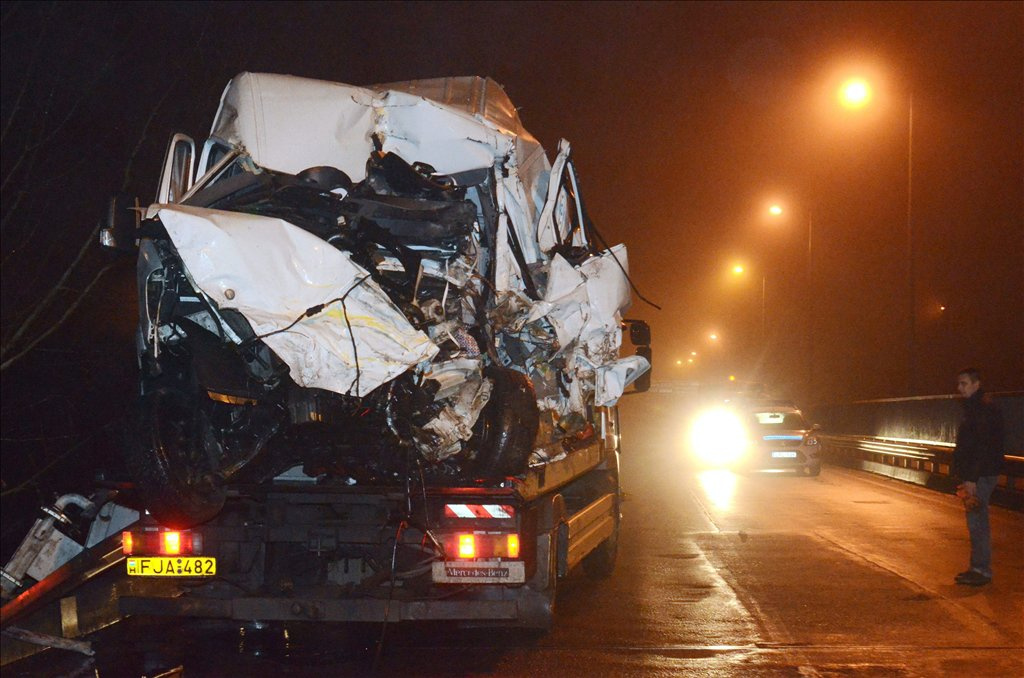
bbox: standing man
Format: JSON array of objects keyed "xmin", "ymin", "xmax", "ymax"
[{"xmin": 952, "ymin": 367, "xmax": 1005, "ymax": 586}]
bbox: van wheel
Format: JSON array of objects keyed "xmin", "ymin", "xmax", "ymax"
[
  {"xmin": 472, "ymin": 367, "xmax": 539, "ymax": 478},
  {"xmin": 806, "ymin": 463, "xmax": 822, "ymax": 477},
  {"xmin": 124, "ymin": 388, "xmax": 225, "ymax": 528}
]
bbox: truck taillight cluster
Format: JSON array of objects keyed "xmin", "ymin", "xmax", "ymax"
[
  {"xmin": 447, "ymin": 533, "xmax": 520, "ymax": 560},
  {"xmin": 122, "ymin": 529, "xmax": 202, "ymax": 556}
]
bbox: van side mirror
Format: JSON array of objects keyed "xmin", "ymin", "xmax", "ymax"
[
  {"xmin": 633, "ymin": 345, "xmax": 652, "ymax": 393},
  {"xmin": 156, "ymin": 133, "xmax": 196, "ymax": 204},
  {"xmin": 624, "ymin": 318, "xmax": 650, "ymax": 346},
  {"xmin": 99, "ymin": 193, "xmax": 140, "ymax": 252}
]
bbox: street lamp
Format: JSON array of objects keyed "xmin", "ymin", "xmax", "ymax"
[
  {"xmin": 730, "ymin": 263, "xmax": 766, "ymax": 346},
  {"xmin": 767, "ymin": 203, "xmax": 815, "ymax": 399},
  {"xmin": 836, "ymin": 75, "xmax": 915, "ymax": 394}
]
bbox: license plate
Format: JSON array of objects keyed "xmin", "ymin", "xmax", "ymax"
[
  {"xmin": 432, "ymin": 560, "xmax": 525, "ymax": 584},
  {"xmin": 771, "ymin": 450, "xmax": 798, "ymax": 458},
  {"xmin": 126, "ymin": 557, "xmax": 216, "ymax": 577}
]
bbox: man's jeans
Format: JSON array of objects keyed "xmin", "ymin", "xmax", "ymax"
[{"xmin": 967, "ymin": 475, "xmax": 999, "ymax": 578}]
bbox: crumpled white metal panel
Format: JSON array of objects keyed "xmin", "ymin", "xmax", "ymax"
[
  {"xmin": 209, "ymin": 73, "xmax": 549, "ymax": 200},
  {"xmin": 595, "ymin": 355, "xmax": 651, "ymax": 406},
  {"xmin": 210, "ymin": 73, "xmax": 378, "ymax": 183},
  {"xmin": 159, "ymin": 205, "xmax": 438, "ymax": 396},
  {"xmin": 537, "ymin": 139, "xmax": 573, "ymax": 255}
]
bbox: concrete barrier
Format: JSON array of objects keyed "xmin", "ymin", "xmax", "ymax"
[{"xmin": 810, "ymin": 393, "xmax": 1024, "ymax": 511}]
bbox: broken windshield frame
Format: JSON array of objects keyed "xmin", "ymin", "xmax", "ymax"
[{"xmin": 177, "ymin": 146, "xmax": 245, "ymax": 205}]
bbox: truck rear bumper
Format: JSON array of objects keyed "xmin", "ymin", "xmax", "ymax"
[{"xmin": 120, "ymin": 594, "xmax": 520, "ymax": 623}]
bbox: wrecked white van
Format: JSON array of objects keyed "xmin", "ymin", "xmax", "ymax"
[{"xmin": 102, "ymin": 73, "xmax": 651, "ymax": 527}]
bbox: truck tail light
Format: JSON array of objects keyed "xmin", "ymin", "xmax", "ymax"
[
  {"xmin": 457, "ymin": 534, "xmax": 476, "ymax": 559},
  {"xmin": 449, "ymin": 533, "xmax": 520, "ymax": 559},
  {"xmin": 162, "ymin": 531, "xmax": 181, "ymax": 555},
  {"xmin": 121, "ymin": 528, "xmax": 202, "ymax": 556}
]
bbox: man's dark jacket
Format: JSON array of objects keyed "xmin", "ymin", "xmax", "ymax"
[{"xmin": 952, "ymin": 389, "xmax": 1005, "ymax": 481}]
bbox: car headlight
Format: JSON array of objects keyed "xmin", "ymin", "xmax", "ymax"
[{"xmin": 688, "ymin": 408, "xmax": 749, "ymax": 465}]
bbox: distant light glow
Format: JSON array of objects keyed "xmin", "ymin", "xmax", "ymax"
[
  {"xmin": 732, "ymin": 264, "xmax": 744, "ymax": 275},
  {"xmin": 677, "ymin": 359, "xmax": 683, "ymax": 365},
  {"xmin": 839, "ymin": 78, "xmax": 872, "ymax": 109},
  {"xmin": 691, "ymin": 351, "xmax": 698, "ymax": 356},
  {"xmin": 768, "ymin": 204, "xmax": 783, "ymax": 216},
  {"xmin": 709, "ymin": 333, "xmax": 718, "ymax": 341}
]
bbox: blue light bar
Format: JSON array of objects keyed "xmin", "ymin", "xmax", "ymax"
[{"xmin": 763, "ymin": 435, "xmax": 803, "ymax": 440}]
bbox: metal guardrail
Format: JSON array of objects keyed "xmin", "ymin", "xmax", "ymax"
[{"xmin": 820, "ymin": 433, "xmax": 1024, "ymax": 511}]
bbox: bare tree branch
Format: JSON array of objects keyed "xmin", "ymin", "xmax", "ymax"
[
  {"xmin": 0, "ymin": 2, "xmax": 54, "ymax": 146},
  {"xmin": 0, "ymin": 427, "xmax": 102, "ymax": 498},
  {"xmin": 1, "ymin": 222, "xmax": 101, "ymax": 360},
  {"xmin": 1, "ymin": 258, "xmax": 115, "ymax": 371},
  {"xmin": 1, "ymin": 9, "xmax": 213, "ymax": 371}
]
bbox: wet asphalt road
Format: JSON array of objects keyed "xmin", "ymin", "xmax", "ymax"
[{"xmin": 8, "ymin": 397, "xmax": 1024, "ymax": 677}]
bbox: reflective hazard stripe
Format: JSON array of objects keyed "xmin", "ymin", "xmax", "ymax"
[{"xmin": 444, "ymin": 504, "xmax": 515, "ymax": 519}]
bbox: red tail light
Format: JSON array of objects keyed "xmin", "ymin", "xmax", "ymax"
[{"xmin": 122, "ymin": 528, "xmax": 202, "ymax": 556}]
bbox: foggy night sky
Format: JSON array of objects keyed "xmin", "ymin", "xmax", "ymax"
[{"xmin": 2, "ymin": 0, "xmax": 1022, "ymax": 417}]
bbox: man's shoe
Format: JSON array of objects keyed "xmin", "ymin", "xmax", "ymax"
[
  {"xmin": 954, "ymin": 570, "xmax": 974, "ymax": 582},
  {"xmin": 956, "ymin": 570, "xmax": 991, "ymax": 586}
]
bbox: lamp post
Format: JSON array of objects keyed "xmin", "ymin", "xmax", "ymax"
[
  {"xmin": 767, "ymin": 204, "xmax": 814, "ymax": 400},
  {"xmin": 730, "ymin": 264, "xmax": 766, "ymax": 347},
  {"xmin": 839, "ymin": 77, "xmax": 915, "ymax": 395}
]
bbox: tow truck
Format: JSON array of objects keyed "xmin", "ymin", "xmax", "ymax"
[{"xmin": 1, "ymin": 399, "xmax": 643, "ymax": 665}]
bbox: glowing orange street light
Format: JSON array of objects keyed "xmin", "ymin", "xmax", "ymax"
[
  {"xmin": 768, "ymin": 204, "xmax": 783, "ymax": 216},
  {"xmin": 839, "ymin": 78, "xmax": 872, "ymax": 109},
  {"xmin": 709, "ymin": 333, "xmax": 719, "ymax": 341},
  {"xmin": 732, "ymin": 264, "xmax": 744, "ymax": 275}
]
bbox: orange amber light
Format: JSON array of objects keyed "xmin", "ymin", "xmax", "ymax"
[
  {"xmin": 122, "ymin": 531, "xmax": 134, "ymax": 555},
  {"xmin": 457, "ymin": 534, "xmax": 476, "ymax": 559},
  {"xmin": 506, "ymin": 534, "xmax": 520, "ymax": 559}
]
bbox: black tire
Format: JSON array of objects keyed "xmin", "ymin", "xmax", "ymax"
[
  {"xmin": 125, "ymin": 388, "xmax": 226, "ymax": 528},
  {"xmin": 806, "ymin": 462, "xmax": 822, "ymax": 477},
  {"xmin": 472, "ymin": 367, "xmax": 539, "ymax": 478}
]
